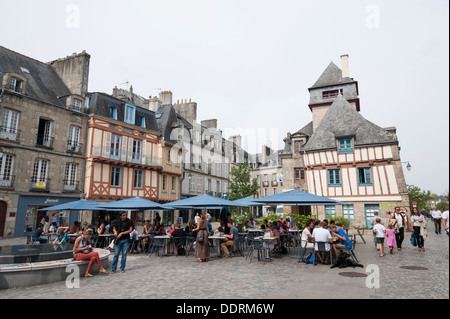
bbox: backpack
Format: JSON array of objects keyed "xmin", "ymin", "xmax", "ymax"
[{"xmin": 303, "ymin": 252, "xmax": 314, "ymax": 264}]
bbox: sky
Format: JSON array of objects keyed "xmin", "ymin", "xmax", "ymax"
[{"xmin": 1, "ymin": 0, "xmax": 448, "ymax": 195}]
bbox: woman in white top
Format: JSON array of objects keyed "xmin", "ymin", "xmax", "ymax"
[
  {"xmin": 410, "ymin": 208, "xmax": 425, "ymax": 251},
  {"xmin": 389, "ymin": 207, "xmax": 407, "ymax": 251}
]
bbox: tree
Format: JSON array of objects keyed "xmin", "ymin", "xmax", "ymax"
[
  {"xmin": 407, "ymin": 184, "xmax": 434, "ymax": 211},
  {"xmin": 227, "ymin": 162, "xmax": 259, "ymax": 201}
]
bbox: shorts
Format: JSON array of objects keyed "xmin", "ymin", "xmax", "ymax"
[{"xmin": 376, "ymin": 237, "xmax": 385, "ymax": 244}]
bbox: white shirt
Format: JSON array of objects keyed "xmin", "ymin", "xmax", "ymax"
[
  {"xmin": 431, "ymin": 210, "xmax": 442, "ymax": 219},
  {"xmin": 373, "ymin": 224, "xmax": 386, "ymax": 238},
  {"xmin": 442, "ymin": 211, "xmax": 449, "ymax": 229},
  {"xmin": 312, "ymin": 227, "xmax": 332, "ymax": 251}
]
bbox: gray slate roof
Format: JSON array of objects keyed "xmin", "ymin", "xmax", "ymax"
[
  {"xmin": 310, "ymin": 61, "xmax": 354, "ymax": 89},
  {"xmin": 0, "ymin": 46, "xmax": 70, "ymax": 107},
  {"xmin": 303, "ymin": 95, "xmax": 396, "ymax": 152}
]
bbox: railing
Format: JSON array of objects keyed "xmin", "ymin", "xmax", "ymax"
[
  {"xmin": 67, "ymin": 140, "xmax": 82, "ymax": 153},
  {"xmin": 262, "ymin": 181, "xmax": 269, "ymax": 187},
  {"xmin": 36, "ymin": 134, "xmax": 54, "ymax": 148},
  {"xmin": 0, "ymin": 126, "xmax": 21, "ymax": 141},
  {"xmin": 91, "ymin": 146, "xmax": 162, "ymax": 166},
  {"xmin": 271, "ymin": 181, "xmax": 278, "ymax": 187},
  {"xmin": 0, "ymin": 175, "xmax": 15, "ymax": 188},
  {"xmin": 30, "ymin": 178, "xmax": 50, "ymax": 192},
  {"xmin": 63, "ymin": 180, "xmax": 79, "ymax": 192}
]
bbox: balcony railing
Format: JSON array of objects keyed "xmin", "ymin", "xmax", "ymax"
[
  {"xmin": 36, "ymin": 134, "xmax": 54, "ymax": 148},
  {"xmin": 271, "ymin": 181, "xmax": 278, "ymax": 186},
  {"xmin": 0, "ymin": 175, "xmax": 15, "ymax": 188},
  {"xmin": 63, "ymin": 180, "xmax": 79, "ymax": 192},
  {"xmin": 0, "ymin": 126, "xmax": 21, "ymax": 142},
  {"xmin": 67, "ymin": 140, "xmax": 82, "ymax": 153},
  {"xmin": 262, "ymin": 181, "xmax": 269, "ymax": 187},
  {"xmin": 30, "ymin": 178, "xmax": 50, "ymax": 192}
]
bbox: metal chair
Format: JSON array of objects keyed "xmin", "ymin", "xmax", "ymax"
[
  {"xmin": 248, "ymin": 239, "xmax": 266, "ymax": 264},
  {"xmin": 313, "ymin": 241, "xmax": 333, "ymax": 266},
  {"xmin": 149, "ymin": 237, "xmax": 165, "ymax": 257},
  {"xmin": 185, "ymin": 236, "xmax": 196, "ymax": 258},
  {"xmin": 297, "ymin": 238, "xmax": 314, "ymax": 263}
]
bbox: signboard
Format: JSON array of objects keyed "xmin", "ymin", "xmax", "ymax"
[{"xmin": 412, "ymin": 201, "xmax": 417, "ymax": 207}]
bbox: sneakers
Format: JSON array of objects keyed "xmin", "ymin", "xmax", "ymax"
[{"xmin": 226, "ymin": 254, "xmax": 232, "ymax": 258}]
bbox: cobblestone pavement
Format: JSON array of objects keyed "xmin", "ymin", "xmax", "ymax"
[{"xmin": 0, "ymin": 223, "xmax": 448, "ymax": 299}]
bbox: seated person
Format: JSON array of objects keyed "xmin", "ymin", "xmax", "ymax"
[
  {"xmin": 170, "ymin": 223, "xmax": 187, "ymax": 254},
  {"xmin": 261, "ymin": 220, "xmax": 269, "ymax": 230},
  {"xmin": 330, "ymin": 224, "xmax": 352, "ymax": 258},
  {"xmin": 221, "ymin": 222, "xmax": 239, "ymax": 257},
  {"xmin": 242, "ymin": 220, "xmax": 250, "ymax": 233},
  {"xmin": 68, "ymin": 221, "xmax": 80, "ymax": 234},
  {"xmin": 249, "ymin": 218, "xmax": 256, "ymax": 229},
  {"xmin": 300, "ymin": 220, "xmax": 315, "ymax": 249},
  {"xmin": 53, "ymin": 228, "xmax": 67, "ymax": 248},
  {"xmin": 32, "ymin": 224, "xmax": 47, "ymax": 244},
  {"xmin": 311, "ymin": 221, "xmax": 333, "ymax": 264}
]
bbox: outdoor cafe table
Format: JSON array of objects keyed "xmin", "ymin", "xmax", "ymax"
[
  {"xmin": 153, "ymin": 235, "xmax": 170, "ymax": 256},
  {"xmin": 253, "ymin": 236, "xmax": 279, "ymax": 262},
  {"xmin": 96, "ymin": 234, "xmax": 114, "ymax": 247},
  {"xmin": 208, "ymin": 235, "xmax": 226, "ymax": 257},
  {"xmin": 288, "ymin": 229, "xmax": 303, "ymax": 248}
]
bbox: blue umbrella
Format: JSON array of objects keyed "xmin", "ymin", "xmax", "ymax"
[
  {"xmin": 39, "ymin": 199, "xmax": 105, "ymax": 211},
  {"xmin": 232, "ymin": 196, "xmax": 265, "ymax": 207},
  {"xmin": 168, "ymin": 194, "xmax": 244, "ymax": 208},
  {"xmin": 254, "ymin": 190, "xmax": 346, "ymax": 206},
  {"xmin": 98, "ymin": 197, "xmax": 167, "ymax": 211}
]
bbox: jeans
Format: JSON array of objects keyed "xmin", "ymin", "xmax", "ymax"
[
  {"xmin": 434, "ymin": 218, "xmax": 442, "ymax": 233},
  {"xmin": 33, "ymin": 237, "xmax": 47, "ymax": 244},
  {"xmin": 413, "ymin": 226, "xmax": 424, "ymax": 248},
  {"xmin": 395, "ymin": 227, "xmax": 404, "ymax": 249},
  {"xmin": 112, "ymin": 239, "xmax": 129, "ymax": 271}
]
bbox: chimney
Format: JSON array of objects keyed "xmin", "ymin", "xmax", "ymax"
[
  {"xmin": 341, "ymin": 54, "xmax": 349, "ymax": 78},
  {"xmin": 113, "ymin": 86, "xmax": 118, "ymax": 97},
  {"xmin": 160, "ymin": 91, "xmax": 173, "ymax": 106}
]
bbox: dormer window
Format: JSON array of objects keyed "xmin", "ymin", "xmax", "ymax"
[
  {"xmin": 322, "ymin": 89, "xmax": 343, "ymax": 98},
  {"xmin": 72, "ymin": 99, "xmax": 82, "ymax": 112},
  {"xmin": 338, "ymin": 138, "xmax": 353, "ymax": 153},
  {"xmin": 9, "ymin": 77, "xmax": 23, "ymax": 93}
]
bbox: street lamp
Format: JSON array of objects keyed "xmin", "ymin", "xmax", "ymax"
[{"xmin": 402, "ymin": 161, "xmax": 412, "ymax": 171}]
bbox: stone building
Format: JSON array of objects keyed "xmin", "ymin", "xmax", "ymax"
[
  {"xmin": 282, "ymin": 55, "xmax": 409, "ymax": 226},
  {"xmin": 0, "ymin": 46, "xmax": 90, "ymax": 237}
]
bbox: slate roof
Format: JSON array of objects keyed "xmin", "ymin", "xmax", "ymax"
[
  {"xmin": 309, "ymin": 61, "xmax": 355, "ymax": 89},
  {"xmin": 303, "ymin": 95, "xmax": 396, "ymax": 152},
  {"xmin": 155, "ymin": 105, "xmax": 181, "ymax": 145},
  {"xmin": 0, "ymin": 46, "xmax": 71, "ymax": 107},
  {"xmin": 86, "ymin": 92, "xmax": 159, "ymax": 133}
]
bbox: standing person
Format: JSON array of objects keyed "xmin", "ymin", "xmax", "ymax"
[
  {"xmin": 373, "ymin": 218, "xmax": 387, "ymax": 257},
  {"xmin": 430, "ymin": 207, "xmax": 442, "ymax": 234},
  {"xmin": 442, "ymin": 210, "xmax": 449, "ymax": 236},
  {"xmin": 112, "ymin": 212, "xmax": 134, "ymax": 273},
  {"xmin": 73, "ymin": 229, "xmax": 109, "ymax": 278},
  {"xmin": 193, "ymin": 211, "xmax": 209, "ymax": 263},
  {"xmin": 194, "ymin": 213, "xmax": 200, "ymax": 226},
  {"xmin": 410, "ymin": 208, "xmax": 425, "ymax": 252},
  {"xmin": 385, "ymin": 223, "xmax": 397, "ymax": 255},
  {"xmin": 389, "ymin": 207, "xmax": 407, "ymax": 251},
  {"xmin": 370, "ymin": 211, "xmax": 380, "ymax": 249}
]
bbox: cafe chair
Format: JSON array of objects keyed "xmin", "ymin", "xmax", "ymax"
[
  {"xmin": 149, "ymin": 237, "xmax": 165, "ymax": 257},
  {"xmin": 185, "ymin": 236, "xmax": 196, "ymax": 258},
  {"xmin": 248, "ymin": 240, "xmax": 266, "ymax": 264},
  {"xmin": 297, "ymin": 239, "xmax": 314, "ymax": 263},
  {"xmin": 313, "ymin": 241, "xmax": 333, "ymax": 266}
]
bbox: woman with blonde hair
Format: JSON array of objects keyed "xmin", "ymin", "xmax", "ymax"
[{"xmin": 73, "ymin": 229, "xmax": 109, "ymax": 277}]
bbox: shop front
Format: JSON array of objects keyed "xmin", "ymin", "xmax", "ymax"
[{"xmin": 15, "ymin": 194, "xmax": 81, "ymax": 238}]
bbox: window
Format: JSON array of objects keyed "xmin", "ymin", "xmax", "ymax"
[
  {"xmin": 358, "ymin": 167, "xmax": 373, "ymax": 185},
  {"xmin": 72, "ymin": 99, "xmax": 82, "ymax": 112},
  {"xmin": 264, "ymin": 188, "xmax": 268, "ymax": 197},
  {"xmin": 322, "ymin": 89, "xmax": 343, "ymax": 98},
  {"xmin": 273, "ymin": 188, "xmax": 277, "ymax": 195},
  {"xmin": 0, "ymin": 154, "xmax": 14, "ymax": 187},
  {"xmin": 338, "ymin": 138, "xmax": 353, "ymax": 153},
  {"xmin": 36, "ymin": 119, "xmax": 52, "ymax": 147},
  {"xmin": 300, "ymin": 168, "xmax": 305, "ymax": 180},
  {"xmin": 328, "ymin": 169, "xmax": 341, "ymax": 186},
  {"xmin": 325, "ymin": 205, "xmax": 336, "ymax": 219},
  {"xmin": 294, "ymin": 140, "xmax": 304, "ymax": 153},
  {"xmin": 365, "ymin": 204, "xmax": 380, "ymax": 228},
  {"xmin": 343, "ymin": 204, "xmax": 355, "ymax": 220},
  {"xmin": 0, "ymin": 109, "xmax": 20, "ymax": 140},
  {"xmin": 68, "ymin": 126, "xmax": 81, "ymax": 152},
  {"xmin": 110, "ymin": 134, "xmax": 121, "ymax": 159},
  {"xmin": 124, "ymin": 104, "xmax": 135, "ymax": 124},
  {"xmin": 139, "ymin": 115, "xmax": 146, "ymax": 128},
  {"xmin": 31, "ymin": 159, "xmax": 49, "ymax": 189},
  {"xmin": 273, "ymin": 173, "xmax": 277, "ymax": 182},
  {"xmin": 132, "ymin": 139, "xmax": 142, "ymax": 162},
  {"xmin": 134, "ymin": 169, "xmax": 143, "ymax": 188},
  {"xmin": 64, "ymin": 163, "xmax": 78, "ymax": 191},
  {"xmin": 9, "ymin": 77, "xmax": 23, "ymax": 93},
  {"xmin": 172, "ymin": 176, "xmax": 176, "ymax": 191},
  {"xmin": 111, "ymin": 167, "xmax": 121, "ymax": 186},
  {"xmin": 162, "ymin": 175, "xmax": 167, "ymax": 190},
  {"xmin": 110, "ymin": 106, "xmax": 117, "ymax": 120},
  {"xmin": 295, "ymin": 168, "xmax": 305, "ymax": 181}
]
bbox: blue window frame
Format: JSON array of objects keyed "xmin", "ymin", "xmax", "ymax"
[
  {"xmin": 328, "ymin": 169, "xmax": 341, "ymax": 186},
  {"xmin": 325, "ymin": 205, "xmax": 336, "ymax": 219},
  {"xmin": 111, "ymin": 166, "xmax": 122, "ymax": 187},
  {"xmin": 124, "ymin": 104, "xmax": 136, "ymax": 124},
  {"xmin": 358, "ymin": 167, "xmax": 373, "ymax": 185},
  {"xmin": 343, "ymin": 204, "xmax": 355, "ymax": 220},
  {"xmin": 139, "ymin": 115, "xmax": 146, "ymax": 128},
  {"xmin": 338, "ymin": 138, "xmax": 353, "ymax": 153},
  {"xmin": 110, "ymin": 106, "xmax": 117, "ymax": 120}
]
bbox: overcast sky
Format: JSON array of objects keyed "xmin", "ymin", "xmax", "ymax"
[{"xmin": 1, "ymin": 0, "xmax": 448, "ymax": 194}]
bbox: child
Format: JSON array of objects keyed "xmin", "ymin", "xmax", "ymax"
[
  {"xmin": 53, "ymin": 228, "xmax": 67, "ymax": 249},
  {"xmin": 373, "ymin": 218, "xmax": 387, "ymax": 257},
  {"xmin": 386, "ymin": 223, "xmax": 397, "ymax": 255}
]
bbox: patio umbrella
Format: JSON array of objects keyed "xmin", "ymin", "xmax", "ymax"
[
  {"xmin": 98, "ymin": 197, "xmax": 168, "ymax": 211},
  {"xmin": 254, "ymin": 190, "xmax": 346, "ymax": 206},
  {"xmin": 232, "ymin": 196, "xmax": 265, "ymax": 207},
  {"xmin": 168, "ymin": 194, "xmax": 244, "ymax": 209},
  {"xmin": 39, "ymin": 199, "xmax": 106, "ymax": 211}
]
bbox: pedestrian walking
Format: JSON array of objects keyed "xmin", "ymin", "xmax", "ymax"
[
  {"xmin": 112, "ymin": 212, "xmax": 134, "ymax": 273},
  {"xmin": 410, "ymin": 208, "xmax": 425, "ymax": 252},
  {"xmin": 386, "ymin": 223, "xmax": 397, "ymax": 255},
  {"xmin": 442, "ymin": 210, "xmax": 449, "ymax": 236},
  {"xmin": 373, "ymin": 218, "xmax": 387, "ymax": 257},
  {"xmin": 370, "ymin": 211, "xmax": 381, "ymax": 249},
  {"xmin": 389, "ymin": 207, "xmax": 407, "ymax": 251},
  {"xmin": 430, "ymin": 206, "xmax": 442, "ymax": 234}
]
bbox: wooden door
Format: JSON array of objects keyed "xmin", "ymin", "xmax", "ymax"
[{"xmin": 0, "ymin": 201, "xmax": 7, "ymax": 237}]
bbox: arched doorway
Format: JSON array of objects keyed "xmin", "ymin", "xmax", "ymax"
[{"xmin": 0, "ymin": 201, "xmax": 7, "ymax": 237}]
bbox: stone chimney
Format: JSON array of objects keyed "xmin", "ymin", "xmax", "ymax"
[
  {"xmin": 173, "ymin": 99, "xmax": 197, "ymax": 125},
  {"xmin": 113, "ymin": 86, "xmax": 118, "ymax": 97},
  {"xmin": 201, "ymin": 119, "xmax": 217, "ymax": 130},
  {"xmin": 341, "ymin": 54, "xmax": 349, "ymax": 78},
  {"xmin": 228, "ymin": 135, "xmax": 242, "ymax": 148},
  {"xmin": 160, "ymin": 91, "xmax": 173, "ymax": 106},
  {"xmin": 48, "ymin": 50, "xmax": 90, "ymax": 97},
  {"xmin": 144, "ymin": 96, "xmax": 161, "ymax": 112}
]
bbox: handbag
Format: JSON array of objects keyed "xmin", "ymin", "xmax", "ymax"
[
  {"xmin": 197, "ymin": 236, "xmax": 204, "ymax": 243},
  {"xmin": 410, "ymin": 233, "xmax": 417, "ymax": 246}
]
